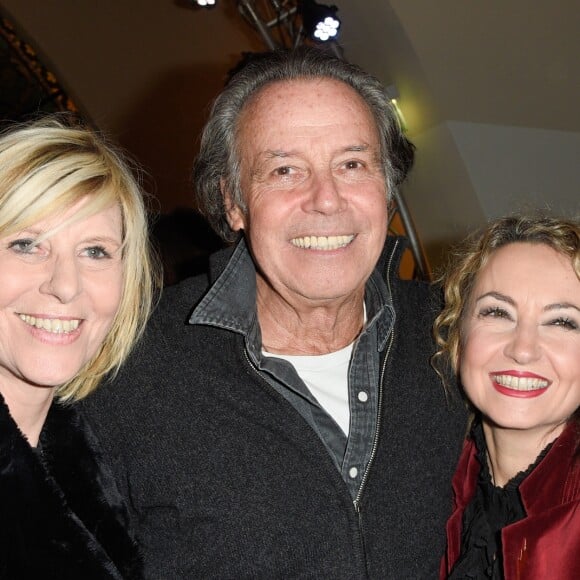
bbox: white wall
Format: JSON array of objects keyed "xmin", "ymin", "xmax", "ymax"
[
  {"xmin": 449, "ymin": 121, "xmax": 580, "ymax": 219},
  {"xmin": 401, "ymin": 122, "xmax": 485, "ymax": 269},
  {"xmin": 2, "ymin": 0, "xmax": 577, "ymax": 271}
]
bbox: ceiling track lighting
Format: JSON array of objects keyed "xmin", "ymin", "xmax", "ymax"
[
  {"xmin": 191, "ymin": 1, "xmax": 340, "ymax": 45},
  {"xmin": 184, "ymin": 0, "xmax": 428, "ymax": 280},
  {"xmin": 298, "ymin": 0, "xmax": 340, "ymax": 42}
]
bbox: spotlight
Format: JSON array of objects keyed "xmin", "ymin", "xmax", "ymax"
[
  {"xmin": 195, "ymin": 0, "xmax": 216, "ymax": 6},
  {"xmin": 299, "ymin": 0, "xmax": 341, "ymax": 42}
]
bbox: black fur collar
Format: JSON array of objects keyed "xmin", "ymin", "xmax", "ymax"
[{"xmin": 0, "ymin": 393, "xmax": 143, "ymax": 578}]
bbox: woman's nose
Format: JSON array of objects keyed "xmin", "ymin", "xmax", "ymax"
[
  {"xmin": 503, "ymin": 322, "xmax": 542, "ymax": 364},
  {"xmin": 39, "ymin": 256, "xmax": 82, "ymax": 303}
]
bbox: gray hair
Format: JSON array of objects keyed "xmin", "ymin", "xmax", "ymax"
[{"xmin": 192, "ymin": 46, "xmax": 415, "ymax": 242}]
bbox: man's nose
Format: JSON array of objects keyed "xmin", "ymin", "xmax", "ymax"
[
  {"xmin": 39, "ymin": 256, "xmax": 82, "ymax": 303},
  {"xmin": 503, "ymin": 322, "xmax": 542, "ymax": 365},
  {"xmin": 303, "ymin": 170, "xmax": 347, "ymax": 214}
]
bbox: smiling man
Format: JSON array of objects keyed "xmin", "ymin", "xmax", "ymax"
[{"xmin": 83, "ymin": 47, "xmax": 466, "ymax": 578}]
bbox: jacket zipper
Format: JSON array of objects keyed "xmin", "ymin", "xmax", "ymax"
[
  {"xmin": 241, "ymin": 348, "xmax": 368, "ymax": 575},
  {"xmin": 240, "ymin": 237, "xmax": 400, "ymax": 577},
  {"xmin": 352, "ymin": 239, "xmax": 399, "ymax": 578},
  {"xmin": 353, "ymin": 237, "xmax": 398, "ymax": 511}
]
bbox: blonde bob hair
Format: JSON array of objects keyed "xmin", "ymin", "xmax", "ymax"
[{"xmin": 0, "ymin": 114, "xmax": 160, "ymax": 401}]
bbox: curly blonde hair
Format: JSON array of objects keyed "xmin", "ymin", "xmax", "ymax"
[
  {"xmin": 433, "ymin": 214, "xmax": 579, "ymax": 374},
  {"xmin": 432, "ymin": 214, "xmax": 580, "ymax": 433}
]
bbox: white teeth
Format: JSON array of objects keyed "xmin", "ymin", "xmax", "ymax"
[
  {"xmin": 291, "ymin": 235, "xmax": 355, "ymax": 250},
  {"xmin": 19, "ymin": 314, "xmax": 80, "ymax": 334},
  {"xmin": 491, "ymin": 374, "xmax": 549, "ymax": 391}
]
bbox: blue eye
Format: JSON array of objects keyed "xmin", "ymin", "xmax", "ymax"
[
  {"xmin": 8, "ymin": 239, "xmax": 36, "ymax": 254},
  {"xmin": 83, "ymin": 245, "xmax": 111, "ymax": 259}
]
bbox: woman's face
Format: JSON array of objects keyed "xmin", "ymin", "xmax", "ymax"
[
  {"xmin": 460, "ymin": 242, "xmax": 580, "ymax": 438},
  {"xmin": 0, "ymin": 197, "xmax": 124, "ymax": 394}
]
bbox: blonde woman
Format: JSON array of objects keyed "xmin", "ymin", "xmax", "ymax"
[{"xmin": 0, "ymin": 116, "xmax": 159, "ymax": 578}]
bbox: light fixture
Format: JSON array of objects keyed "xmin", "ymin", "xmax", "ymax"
[
  {"xmin": 195, "ymin": 0, "xmax": 216, "ymax": 7},
  {"xmin": 299, "ymin": 0, "xmax": 341, "ymax": 42},
  {"xmin": 385, "ymin": 84, "xmax": 407, "ymax": 131}
]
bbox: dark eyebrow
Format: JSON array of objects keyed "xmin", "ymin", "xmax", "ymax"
[
  {"xmin": 545, "ymin": 302, "xmax": 580, "ymax": 313},
  {"xmin": 344, "ymin": 144, "xmax": 370, "ymax": 152},
  {"xmin": 475, "ymin": 292, "xmax": 580, "ymax": 314},
  {"xmin": 263, "ymin": 144, "xmax": 372, "ymax": 158},
  {"xmin": 251, "ymin": 151, "xmax": 294, "ymax": 179},
  {"xmin": 344, "ymin": 143, "xmax": 383, "ymax": 166},
  {"xmin": 264, "ymin": 150, "xmax": 294, "ymax": 159},
  {"xmin": 474, "ymin": 291, "xmax": 515, "ymax": 306}
]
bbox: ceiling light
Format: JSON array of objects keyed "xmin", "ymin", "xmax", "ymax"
[{"xmin": 299, "ymin": 0, "xmax": 341, "ymax": 42}]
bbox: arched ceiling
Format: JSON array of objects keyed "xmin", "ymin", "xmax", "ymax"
[
  {"xmin": 1, "ymin": 0, "xmax": 578, "ymax": 266},
  {"xmin": 339, "ymin": 0, "xmax": 579, "ymax": 133}
]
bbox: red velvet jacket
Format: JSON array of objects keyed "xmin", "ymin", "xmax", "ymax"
[{"xmin": 441, "ymin": 422, "xmax": 580, "ymax": 580}]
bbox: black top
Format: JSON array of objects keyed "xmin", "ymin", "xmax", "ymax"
[
  {"xmin": 449, "ymin": 423, "xmax": 553, "ymax": 579},
  {"xmin": 0, "ymin": 393, "xmax": 142, "ymax": 579},
  {"xmin": 188, "ymin": 236, "xmax": 395, "ymax": 499},
  {"xmin": 81, "ymin": 236, "xmax": 468, "ymax": 578}
]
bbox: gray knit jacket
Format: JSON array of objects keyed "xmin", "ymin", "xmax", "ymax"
[{"xmin": 82, "ymin": 236, "xmax": 467, "ymax": 579}]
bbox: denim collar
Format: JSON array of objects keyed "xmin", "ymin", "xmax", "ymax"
[{"xmin": 189, "ymin": 236, "xmax": 394, "ymax": 352}]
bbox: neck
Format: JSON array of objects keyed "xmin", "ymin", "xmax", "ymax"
[
  {"xmin": 482, "ymin": 420, "xmax": 565, "ymax": 487},
  {"xmin": 257, "ymin": 281, "xmax": 365, "ymax": 355},
  {"xmin": 0, "ymin": 380, "xmax": 55, "ymax": 447}
]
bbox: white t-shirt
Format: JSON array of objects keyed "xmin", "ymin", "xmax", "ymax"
[{"xmin": 264, "ymin": 343, "xmax": 353, "ymax": 436}]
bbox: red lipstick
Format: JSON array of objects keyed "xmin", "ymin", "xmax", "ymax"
[{"xmin": 489, "ymin": 370, "xmax": 550, "ymax": 399}]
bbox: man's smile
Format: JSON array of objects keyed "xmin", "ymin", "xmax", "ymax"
[{"xmin": 290, "ymin": 234, "xmax": 355, "ymax": 250}]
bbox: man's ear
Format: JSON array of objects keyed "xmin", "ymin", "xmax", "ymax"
[{"xmin": 221, "ymin": 178, "xmax": 245, "ymax": 232}]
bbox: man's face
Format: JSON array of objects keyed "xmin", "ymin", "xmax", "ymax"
[{"xmin": 227, "ymin": 78, "xmax": 388, "ymax": 310}]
